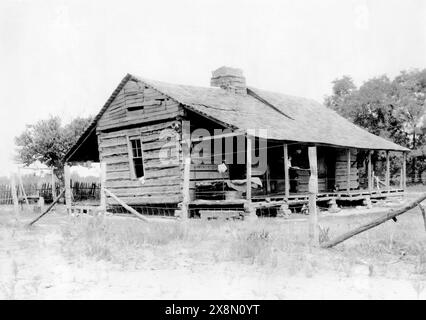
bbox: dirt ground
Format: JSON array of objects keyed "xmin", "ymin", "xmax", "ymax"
[{"xmin": 0, "ymin": 194, "xmax": 425, "ymax": 299}]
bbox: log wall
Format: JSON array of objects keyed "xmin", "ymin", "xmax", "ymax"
[
  {"xmin": 334, "ymin": 149, "xmax": 359, "ymax": 191},
  {"xmin": 296, "ymin": 148, "xmax": 359, "ymax": 193},
  {"xmin": 97, "ymin": 79, "xmax": 184, "ymax": 132},
  {"xmin": 97, "ymin": 80, "xmax": 184, "ymax": 205}
]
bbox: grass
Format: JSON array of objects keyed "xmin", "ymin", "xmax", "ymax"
[
  {"xmin": 58, "ymin": 206, "xmax": 426, "ymax": 280},
  {"xmin": 0, "ymin": 198, "xmax": 425, "ymax": 299}
]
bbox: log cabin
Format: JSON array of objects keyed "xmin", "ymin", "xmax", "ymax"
[{"xmin": 63, "ymin": 67, "xmax": 409, "ymax": 218}]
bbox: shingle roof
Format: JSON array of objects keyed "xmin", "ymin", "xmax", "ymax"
[
  {"xmin": 64, "ymin": 73, "xmax": 408, "ymax": 162},
  {"xmin": 138, "ymin": 76, "xmax": 408, "ymax": 151}
]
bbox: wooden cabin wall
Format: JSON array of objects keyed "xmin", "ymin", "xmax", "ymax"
[
  {"xmin": 334, "ymin": 149, "xmax": 359, "ymax": 190},
  {"xmin": 296, "ymin": 170, "xmax": 326, "ymax": 193},
  {"xmin": 97, "ymin": 79, "xmax": 185, "ymax": 205},
  {"xmin": 295, "ymin": 148, "xmax": 359, "ymax": 193},
  {"xmin": 97, "ymin": 79, "xmax": 183, "ymax": 131},
  {"xmin": 98, "ymin": 122, "xmax": 183, "ymax": 205}
]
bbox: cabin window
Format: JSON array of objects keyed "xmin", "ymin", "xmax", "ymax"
[{"xmin": 129, "ymin": 137, "xmax": 145, "ymax": 178}]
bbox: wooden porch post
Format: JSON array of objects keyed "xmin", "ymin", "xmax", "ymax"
[
  {"xmin": 367, "ymin": 151, "xmax": 372, "ymax": 192},
  {"xmin": 100, "ymin": 162, "xmax": 107, "ymax": 212},
  {"xmin": 64, "ymin": 164, "xmax": 72, "ymax": 214},
  {"xmin": 245, "ymin": 132, "xmax": 258, "ymax": 220},
  {"xmin": 385, "ymin": 151, "xmax": 390, "ymax": 190},
  {"xmin": 346, "ymin": 149, "xmax": 351, "ymax": 193},
  {"xmin": 246, "ymin": 134, "xmax": 252, "ymax": 201},
  {"xmin": 181, "ymin": 154, "xmax": 191, "ymax": 219},
  {"xmin": 402, "ymin": 152, "xmax": 407, "ymax": 190},
  {"xmin": 308, "ymin": 146, "xmax": 319, "ymax": 246},
  {"xmin": 283, "ymin": 144, "xmax": 290, "ymax": 200},
  {"xmin": 181, "ymin": 138, "xmax": 191, "ymax": 220}
]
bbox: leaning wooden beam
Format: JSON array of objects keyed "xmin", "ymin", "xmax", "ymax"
[
  {"xmin": 308, "ymin": 146, "xmax": 319, "ymax": 246},
  {"xmin": 321, "ymin": 192, "xmax": 426, "ymax": 248},
  {"xmin": 28, "ymin": 189, "xmax": 65, "ymax": 226},
  {"xmin": 104, "ymin": 188, "xmax": 149, "ymax": 222}
]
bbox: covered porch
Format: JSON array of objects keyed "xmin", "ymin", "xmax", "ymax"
[{"xmin": 187, "ymin": 131, "xmax": 408, "ymax": 218}]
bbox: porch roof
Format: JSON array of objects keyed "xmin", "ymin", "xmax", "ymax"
[
  {"xmin": 64, "ymin": 73, "xmax": 408, "ymax": 162},
  {"xmin": 138, "ymin": 76, "xmax": 408, "ymax": 151}
]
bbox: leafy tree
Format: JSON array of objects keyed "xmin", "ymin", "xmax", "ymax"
[
  {"xmin": 325, "ymin": 69, "xmax": 426, "ymax": 183},
  {"xmin": 324, "ymin": 75, "xmax": 356, "ymax": 118},
  {"xmin": 15, "ymin": 116, "xmax": 92, "ymax": 180}
]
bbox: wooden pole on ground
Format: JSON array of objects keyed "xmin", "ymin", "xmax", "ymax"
[
  {"xmin": 346, "ymin": 149, "xmax": 351, "ymax": 193},
  {"xmin": 10, "ymin": 173, "xmax": 19, "ymax": 219},
  {"xmin": 28, "ymin": 189, "xmax": 65, "ymax": 226},
  {"xmin": 308, "ymin": 146, "xmax": 319, "ymax": 246},
  {"xmin": 64, "ymin": 164, "xmax": 72, "ymax": 214},
  {"xmin": 283, "ymin": 144, "xmax": 290, "ymax": 201},
  {"xmin": 321, "ymin": 192, "xmax": 426, "ymax": 248},
  {"xmin": 104, "ymin": 188, "xmax": 149, "ymax": 222},
  {"xmin": 367, "ymin": 151, "xmax": 372, "ymax": 192},
  {"xmin": 99, "ymin": 162, "xmax": 107, "ymax": 213},
  {"xmin": 385, "ymin": 151, "xmax": 390, "ymax": 190}
]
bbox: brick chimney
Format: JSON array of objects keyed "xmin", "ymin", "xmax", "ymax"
[{"xmin": 210, "ymin": 66, "xmax": 247, "ymax": 94}]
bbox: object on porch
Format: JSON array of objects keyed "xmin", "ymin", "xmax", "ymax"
[{"xmin": 194, "ymin": 177, "xmax": 262, "ymax": 200}]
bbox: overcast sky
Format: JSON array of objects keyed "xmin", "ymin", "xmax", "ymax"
[{"xmin": 0, "ymin": 0, "xmax": 425, "ymax": 176}]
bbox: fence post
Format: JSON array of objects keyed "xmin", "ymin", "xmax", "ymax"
[
  {"xmin": 64, "ymin": 164, "xmax": 72, "ymax": 214},
  {"xmin": 100, "ymin": 162, "xmax": 107, "ymax": 212},
  {"xmin": 10, "ymin": 173, "xmax": 19, "ymax": 219},
  {"xmin": 51, "ymin": 167, "xmax": 56, "ymax": 200},
  {"xmin": 17, "ymin": 167, "xmax": 29, "ymax": 207}
]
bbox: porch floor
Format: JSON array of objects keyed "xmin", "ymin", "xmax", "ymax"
[{"xmin": 190, "ymin": 188, "xmax": 404, "ymax": 206}]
